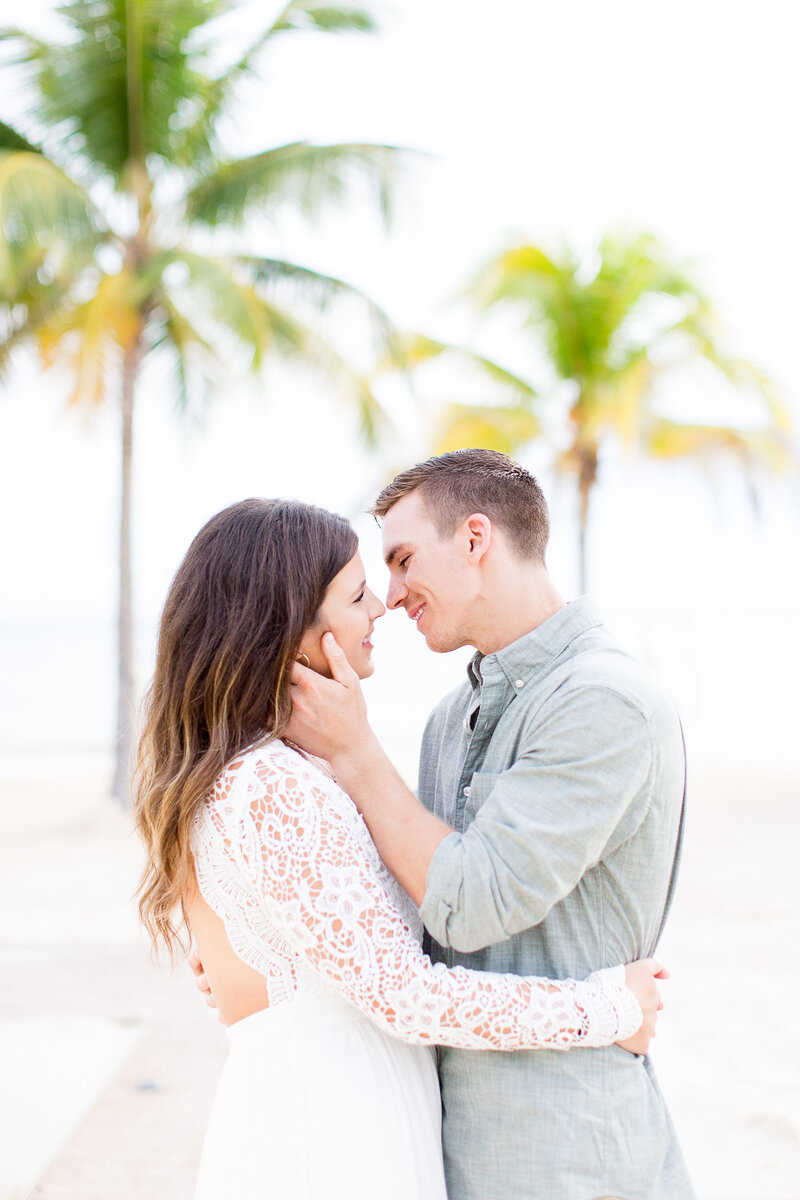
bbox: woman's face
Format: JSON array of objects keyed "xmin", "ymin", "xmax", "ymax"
[{"xmin": 298, "ymin": 552, "xmax": 385, "ymax": 680}]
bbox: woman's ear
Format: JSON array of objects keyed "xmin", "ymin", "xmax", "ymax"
[{"xmin": 297, "ymin": 625, "xmax": 332, "ymax": 678}]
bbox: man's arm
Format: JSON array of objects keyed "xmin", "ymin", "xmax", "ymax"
[
  {"xmin": 187, "ymin": 949, "xmax": 218, "ymax": 1009},
  {"xmin": 288, "ymin": 634, "xmax": 655, "ymax": 952},
  {"xmin": 418, "ymin": 691, "xmax": 653, "ymax": 951}
]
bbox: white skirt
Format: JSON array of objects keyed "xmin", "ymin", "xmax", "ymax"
[{"xmin": 195, "ymin": 989, "xmax": 448, "ymax": 1200}]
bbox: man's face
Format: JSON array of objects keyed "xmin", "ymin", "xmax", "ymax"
[{"xmin": 380, "ymin": 491, "xmax": 475, "ymax": 653}]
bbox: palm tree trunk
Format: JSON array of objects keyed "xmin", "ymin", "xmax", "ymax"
[
  {"xmin": 578, "ymin": 503, "xmax": 588, "ymax": 594},
  {"xmin": 111, "ymin": 333, "xmax": 142, "ymax": 802},
  {"xmin": 576, "ymin": 444, "xmax": 598, "ymax": 595}
]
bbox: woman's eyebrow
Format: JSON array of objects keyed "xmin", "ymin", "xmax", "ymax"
[{"xmin": 352, "ymin": 579, "xmax": 367, "ymax": 598}]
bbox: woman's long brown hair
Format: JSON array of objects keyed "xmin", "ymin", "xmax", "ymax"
[{"xmin": 134, "ymin": 498, "xmax": 358, "ymax": 956}]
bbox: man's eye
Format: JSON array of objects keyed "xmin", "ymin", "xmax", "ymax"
[{"xmin": 399, "ymin": 556, "xmax": 410, "ymax": 569}]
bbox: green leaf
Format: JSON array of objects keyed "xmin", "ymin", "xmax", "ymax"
[
  {"xmin": 166, "ymin": 250, "xmax": 278, "ymax": 369},
  {"xmin": 0, "ymin": 151, "xmax": 100, "ymax": 298},
  {"xmin": 0, "ymin": 121, "xmax": 42, "ymax": 155},
  {"xmin": 269, "ymin": 1, "xmax": 377, "ymax": 35},
  {"xmin": 378, "ymin": 332, "xmax": 538, "ymax": 402},
  {"xmin": 236, "ymin": 254, "xmax": 393, "ymax": 340},
  {"xmin": 186, "ymin": 141, "xmax": 400, "ymax": 227}
]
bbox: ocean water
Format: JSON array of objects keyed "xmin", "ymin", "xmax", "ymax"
[{"xmin": 1, "ymin": 609, "xmax": 798, "ymax": 775}]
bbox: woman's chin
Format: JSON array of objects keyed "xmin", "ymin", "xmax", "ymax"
[{"xmin": 357, "ymin": 655, "xmax": 375, "ymax": 680}]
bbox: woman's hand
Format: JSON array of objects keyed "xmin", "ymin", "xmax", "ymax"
[{"xmin": 616, "ymin": 958, "xmax": 669, "ymax": 1055}]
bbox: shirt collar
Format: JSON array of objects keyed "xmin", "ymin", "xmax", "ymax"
[{"xmin": 466, "ymin": 596, "xmax": 603, "ymax": 694}]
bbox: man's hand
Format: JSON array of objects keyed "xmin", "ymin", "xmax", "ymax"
[
  {"xmin": 187, "ymin": 949, "xmax": 218, "ymax": 1010},
  {"xmin": 287, "ymin": 633, "xmax": 374, "ymax": 763},
  {"xmin": 288, "ymin": 631, "xmax": 451, "ymax": 906},
  {"xmin": 616, "ymin": 958, "xmax": 669, "ymax": 1055}
]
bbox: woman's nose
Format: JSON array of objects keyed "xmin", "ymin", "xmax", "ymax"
[{"xmin": 369, "ymin": 590, "xmax": 386, "ymax": 619}]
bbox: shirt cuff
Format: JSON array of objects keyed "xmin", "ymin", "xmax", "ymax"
[{"xmin": 419, "ymin": 831, "xmax": 462, "ymax": 947}]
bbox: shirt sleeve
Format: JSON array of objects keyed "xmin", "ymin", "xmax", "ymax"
[
  {"xmin": 420, "ymin": 686, "xmax": 654, "ymax": 953},
  {"xmin": 214, "ymin": 752, "xmax": 641, "ymax": 1052}
]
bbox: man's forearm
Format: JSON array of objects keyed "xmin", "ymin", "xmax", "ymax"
[{"xmin": 331, "ymin": 734, "xmax": 452, "ymax": 906}]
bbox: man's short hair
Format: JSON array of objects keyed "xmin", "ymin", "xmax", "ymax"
[{"xmin": 371, "ymin": 449, "xmax": 550, "ymax": 562}]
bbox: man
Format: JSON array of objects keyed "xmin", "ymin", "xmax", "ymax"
[{"xmin": 287, "ymin": 449, "xmax": 693, "ymax": 1200}]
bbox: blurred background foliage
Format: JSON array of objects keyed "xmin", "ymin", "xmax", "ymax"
[
  {"xmin": 0, "ymin": 0, "xmax": 796, "ymax": 796},
  {"xmin": 0, "ymin": 0, "xmax": 404, "ymax": 795},
  {"xmin": 379, "ymin": 232, "xmax": 792, "ymax": 590}
]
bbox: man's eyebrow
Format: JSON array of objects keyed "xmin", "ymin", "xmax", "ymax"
[{"xmin": 384, "ymin": 542, "xmax": 412, "ymax": 568}]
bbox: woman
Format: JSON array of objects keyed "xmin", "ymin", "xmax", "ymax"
[{"xmin": 135, "ymin": 498, "xmax": 664, "ymax": 1200}]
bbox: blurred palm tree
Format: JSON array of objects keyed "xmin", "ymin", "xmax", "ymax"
[
  {"xmin": 0, "ymin": 0, "xmax": 402, "ymax": 798},
  {"xmin": 389, "ymin": 233, "xmax": 791, "ymax": 592}
]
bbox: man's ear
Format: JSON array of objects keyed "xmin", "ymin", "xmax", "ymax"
[{"xmin": 464, "ymin": 513, "xmax": 492, "ymax": 562}]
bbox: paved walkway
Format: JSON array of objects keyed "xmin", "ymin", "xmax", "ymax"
[
  {"xmin": 2, "ymin": 762, "xmax": 799, "ymax": 1199},
  {"xmin": 3, "ymin": 943, "xmax": 225, "ymax": 1200}
]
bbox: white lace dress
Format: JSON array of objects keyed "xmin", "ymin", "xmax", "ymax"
[{"xmin": 191, "ymin": 740, "xmax": 641, "ymax": 1200}]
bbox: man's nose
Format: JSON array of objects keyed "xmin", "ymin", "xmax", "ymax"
[{"xmin": 386, "ymin": 577, "xmax": 407, "ymax": 610}]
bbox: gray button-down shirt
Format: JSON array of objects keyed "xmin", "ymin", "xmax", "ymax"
[{"xmin": 418, "ymin": 598, "xmax": 693, "ymax": 1200}]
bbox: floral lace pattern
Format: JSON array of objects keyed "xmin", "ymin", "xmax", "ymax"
[{"xmin": 192, "ymin": 741, "xmax": 641, "ymax": 1050}]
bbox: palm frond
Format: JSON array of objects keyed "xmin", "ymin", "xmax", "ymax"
[
  {"xmin": 35, "ymin": 267, "xmax": 142, "ymax": 406},
  {"xmin": 3, "ymin": 0, "xmax": 231, "ymax": 182},
  {"xmin": 268, "ymin": 0, "xmax": 377, "ymax": 36},
  {"xmin": 466, "ymin": 243, "xmax": 590, "ymax": 382},
  {"xmin": 0, "ymin": 120, "xmax": 42, "ymax": 155},
  {"xmin": 645, "ymin": 417, "xmax": 791, "ymax": 471},
  {"xmin": 167, "ymin": 250, "xmax": 279, "ymax": 369},
  {"xmin": 243, "ymin": 297, "xmax": 392, "ymax": 449},
  {"xmin": 581, "ymin": 353, "xmax": 654, "ymax": 445},
  {"xmin": 468, "ymin": 244, "xmax": 563, "ymax": 308},
  {"xmin": 149, "ymin": 293, "xmax": 217, "ymax": 415},
  {"xmin": 0, "ymin": 278, "xmax": 74, "ymax": 377},
  {"xmin": 377, "ymin": 332, "xmax": 539, "ymax": 402},
  {"xmin": 186, "ymin": 141, "xmax": 400, "ymax": 227},
  {"xmin": 434, "ymin": 402, "xmax": 542, "ymax": 457},
  {"xmin": 0, "ymin": 150, "xmax": 100, "ymax": 299},
  {"xmin": 207, "ymin": 0, "xmax": 376, "ymax": 94},
  {"xmin": 667, "ymin": 307, "xmax": 792, "ymax": 432},
  {"xmin": 236, "ymin": 254, "xmax": 393, "ymax": 340}
]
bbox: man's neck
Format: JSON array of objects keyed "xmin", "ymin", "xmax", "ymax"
[{"xmin": 472, "ymin": 570, "xmax": 566, "ymax": 656}]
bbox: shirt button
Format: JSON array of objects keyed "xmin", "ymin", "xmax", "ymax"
[
  {"xmin": 463, "ymin": 786, "xmax": 471, "ymax": 797},
  {"xmin": 462, "ymin": 717, "xmax": 469, "ymax": 731},
  {"xmin": 515, "ymin": 679, "xmax": 524, "ymax": 689}
]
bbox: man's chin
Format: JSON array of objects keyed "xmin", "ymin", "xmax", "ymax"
[{"xmin": 423, "ymin": 629, "xmax": 457, "ymax": 654}]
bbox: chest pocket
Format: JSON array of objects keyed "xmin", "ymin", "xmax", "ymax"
[{"xmin": 462, "ymin": 770, "xmax": 502, "ymax": 826}]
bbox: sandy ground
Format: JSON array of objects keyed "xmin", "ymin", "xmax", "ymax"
[{"xmin": 0, "ymin": 756, "xmax": 798, "ymax": 1200}]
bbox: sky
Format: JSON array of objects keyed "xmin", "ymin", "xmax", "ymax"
[{"xmin": 1, "ymin": 0, "xmax": 798, "ymax": 769}]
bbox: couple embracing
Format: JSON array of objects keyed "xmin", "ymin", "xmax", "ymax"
[{"xmin": 135, "ymin": 449, "xmax": 693, "ymax": 1200}]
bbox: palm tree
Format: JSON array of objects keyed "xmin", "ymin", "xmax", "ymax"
[
  {"xmin": 386, "ymin": 233, "xmax": 791, "ymax": 591},
  {"xmin": 0, "ymin": 0, "xmax": 402, "ymax": 798}
]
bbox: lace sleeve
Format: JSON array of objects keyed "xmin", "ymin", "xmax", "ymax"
[{"xmin": 217, "ymin": 751, "xmax": 642, "ymax": 1051}]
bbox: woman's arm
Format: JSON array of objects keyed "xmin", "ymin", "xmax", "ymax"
[{"xmin": 200, "ymin": 751, "xmax": 657, "ymax": 1052}]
